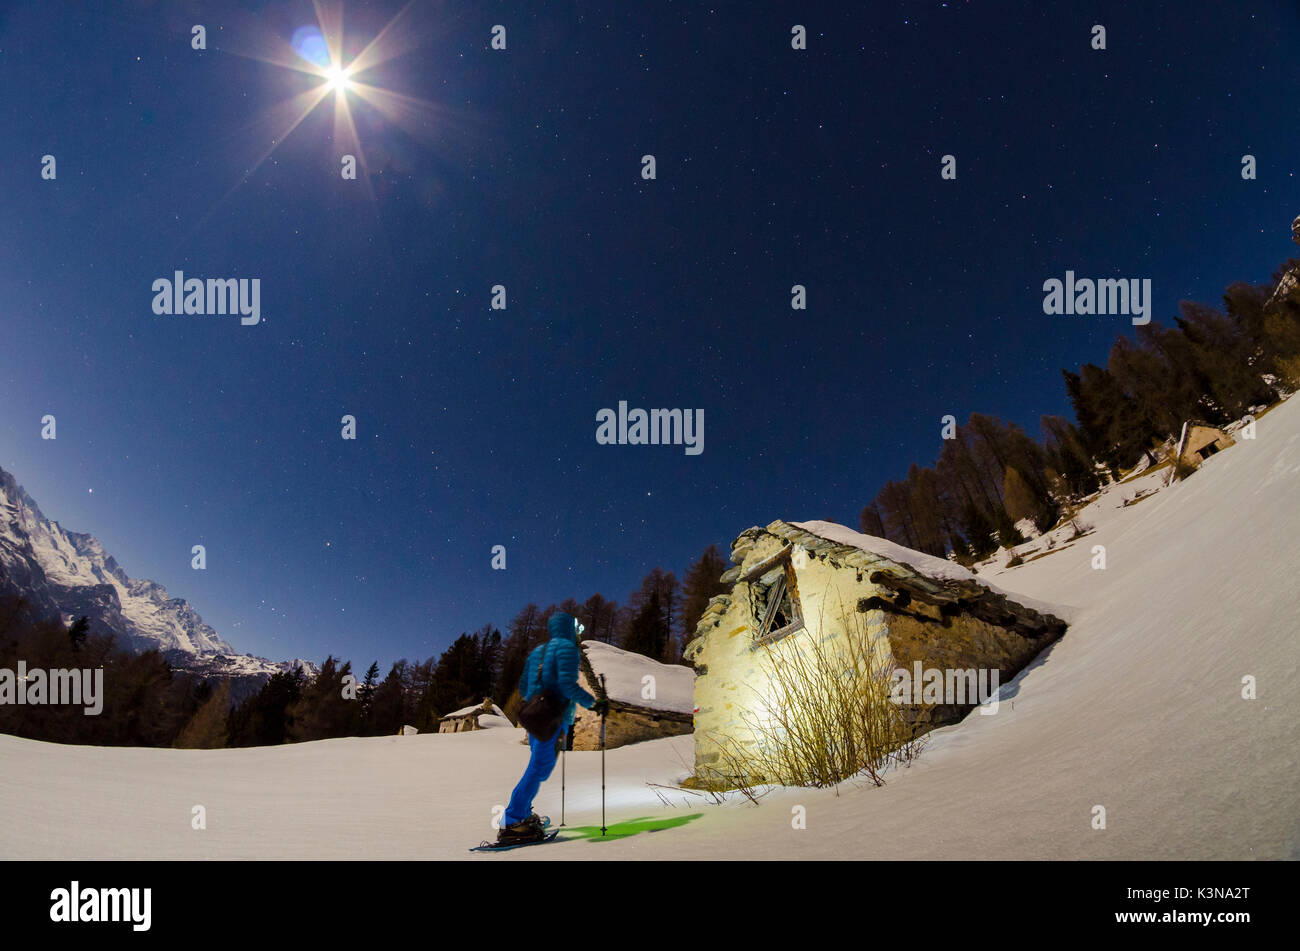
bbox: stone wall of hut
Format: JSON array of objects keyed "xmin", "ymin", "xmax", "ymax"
[{"xmin": 684, "ymin": 520, "xmax": 1066, "ymax": 783}]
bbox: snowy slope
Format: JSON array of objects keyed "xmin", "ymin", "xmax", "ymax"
[{"xmin": 1, "ymin": 396, "xmax": 1297, "ymax": 860}]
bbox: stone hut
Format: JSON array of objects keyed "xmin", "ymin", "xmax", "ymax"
[
  {"xmin": 569, "ymin": 640, "xmax": 694, "ymax": 751},
  {"xmin": 438, "ymin": 698, "xmax": 510, "ymax": 733},
  {"xmin": 1169, "ymin": 420, "xmax": 1235, "ymax": 481},
  {"xmin": 683, "ymin": 520, "xmax": 1068, "ymax": 782}
]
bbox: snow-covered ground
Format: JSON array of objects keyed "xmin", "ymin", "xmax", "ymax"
[{"xmin": 2, "ymin": 397, "xmax": 1297, "ymax": 860}]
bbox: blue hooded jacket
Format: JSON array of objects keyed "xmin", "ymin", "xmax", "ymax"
[{"xmin": 518, "ymin": 612, "xmax": 597, "ymax": 728}]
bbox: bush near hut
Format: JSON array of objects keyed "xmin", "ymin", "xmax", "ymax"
[{"xmin": 697, "ymin": 607, "xmax": 926, "ymax": 790}]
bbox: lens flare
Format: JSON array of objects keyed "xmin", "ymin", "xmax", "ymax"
[
  {"xmin": 180, "ymin": 0, "xmax": 457, "ymax": 246},
  {"xmin": 325, "ymin": 64, "xmax": 352, "ymax": 92},
  {"xmin": 290, "ymin": 25, "xmax": 330, "ymax": 68}
]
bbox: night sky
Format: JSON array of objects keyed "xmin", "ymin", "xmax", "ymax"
[{"xmin": 1, "ymin": 1, "xmax": 1295, "ymax": 671}]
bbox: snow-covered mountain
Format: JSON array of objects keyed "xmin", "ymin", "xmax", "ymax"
[{"xmin": 0, "ymin": 465, "xmax": 309, "ymax": 682}]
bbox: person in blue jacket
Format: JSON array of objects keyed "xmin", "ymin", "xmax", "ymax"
[{"xmin": 499, "ymin": 611, "xmax": 608, "ymax": 844}]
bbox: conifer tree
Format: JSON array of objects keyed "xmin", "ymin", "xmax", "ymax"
[
  {"xmin": 1002, "ymin": 466, "xmax": 1038, "ymax": 526},
  {"xmin": 960, "ymin": 503, "xmax": 997, "ymax": 558},
  {"xmin": 358, "ymin": 661, "xmax": 380, "ymax": 725},
  {"xmin": 622, "ymin": 587, "xmax": 669, "ymax": 659},
  {"xmin": 994, "ymin": 507, "xmax": 1025, "ymax": 548},
  {"xmin": 859, "ymin": 503, "xmax": 887, "ymax": 538},
  {"xmin": 680, "ymin": 544, "xmax": 729, "ymax": 661},
  {"xmin": 175, "ymin": 679, "xmax": 231, "ymax": 749}
]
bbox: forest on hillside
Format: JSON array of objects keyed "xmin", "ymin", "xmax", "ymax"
[
  {"xmin": 3, "ymin": 246, "xmax": 1298, "ymax": 751},
  {"xmin": 858, "ymin": 259, "xmax": 1300, "ymax": 561}
]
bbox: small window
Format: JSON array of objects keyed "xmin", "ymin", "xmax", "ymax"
[
  {"xmin": 748, "ymin": 562, "xmax": 804, "ymax": 644},
  {"xmin": 1198, "ymin": 442, "xmax": 1219, "ymax": 460}
]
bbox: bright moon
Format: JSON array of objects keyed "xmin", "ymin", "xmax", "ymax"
[{"xmin": 325, "ymin": 65, "xmax": 352, "ymax": 92}]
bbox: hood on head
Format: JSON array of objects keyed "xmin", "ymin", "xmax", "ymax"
[{"xmin": 548, "ymin": 611, "xmax": 578, "ymax": 643}]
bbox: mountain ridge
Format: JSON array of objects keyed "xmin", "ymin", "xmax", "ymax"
[{"xmin": 0, "ymin": 464, "xmax": 311, "ymax": 684}]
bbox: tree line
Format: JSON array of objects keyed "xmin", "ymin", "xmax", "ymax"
[
  {"xmin": 859, "ymin": 254, "xmax": 1300, "ymax": 562},
  {"xmin": 0, "ymin": 541, "xmax": 732, "ymax": 749},
  {"xmin": 221, "ymin": 547, "xmax": 732, "ymax": 747},
  {"xmin": 0, "ymin": 595, "xmax": 212, "ymax": 747}
]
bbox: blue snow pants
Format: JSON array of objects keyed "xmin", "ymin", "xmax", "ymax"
[{"xmin": 504, "ymin": 727, "xmax": 560, "ymax": 826}]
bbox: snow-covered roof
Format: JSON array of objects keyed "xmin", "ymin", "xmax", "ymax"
[
  {"xmin": 443, "ymin": 701, "xmax": 508, "ymax": 720},
  {"xmin": 792, "ymin": 520, "xmax": 979, "ymax": 584},
  {"xmin": 797, "ymin": 519, "xmax": 1068, "ymax": 621},
  {"xmin": 726, "ymin": 519, "xmax": 1069, "ymax": 627},
  {"xmin": 579, "ymin": 640, "xmax": 694, "ymax": 714}
]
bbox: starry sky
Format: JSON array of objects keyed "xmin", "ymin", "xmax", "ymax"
[{"xmin": 0, "ymin": 0, "xmax": 1296, "ymax": 671}]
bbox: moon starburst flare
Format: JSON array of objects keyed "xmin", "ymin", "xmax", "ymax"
[
  {"xmin": 184, "ymin": 0, "xmax": 450, "ymax": 236},
  {"xmin": 324, "ymin": 64, "xmax": 353, "ymax": 92}
]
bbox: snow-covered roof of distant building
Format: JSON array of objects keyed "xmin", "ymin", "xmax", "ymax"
[
  {"xmin": 442, "ymin": 700, "xmax": 508, "ymax": 720},
  {"xmin": 578, "ymin": 640, "xmax": 694, "ymax": 714}
]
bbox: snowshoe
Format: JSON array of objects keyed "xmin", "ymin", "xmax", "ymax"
[
  {"xmin": 496, "ymin": 814, "xmax": 546, "ymax": 845},
  {"xmin": 470, "ymin": 828, "xmax": 560, "ymax": 853}
]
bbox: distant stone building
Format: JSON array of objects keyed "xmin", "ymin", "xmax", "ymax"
[
  {"xmin": 569, "ymin": 640, "xmax": 694, "ymax": 751},
  {"xmin": 1170, "ymin": 420, "xmax": 1235, "ymax": 481},
  {"xmin": 438, "ymin": 698, "xmax": 510, "ymax": 733},
  {"xmin": 683, "ymin": 520, "xmax": 1068, "ymax": 783}
]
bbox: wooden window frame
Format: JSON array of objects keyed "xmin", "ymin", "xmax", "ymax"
[{"xmin": 742, "ymin": 549, "xmax": 804, "ymax": 646}]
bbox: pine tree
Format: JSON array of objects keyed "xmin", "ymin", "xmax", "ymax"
[
  {"xmin": 175, "ymin": 679, "xmax": 231, "ymax": 748},
  {"xmin": 365, "ymin": 663, "xmax": 408, "ymax": 736},
  {"xmin": 580, "ymin": 593, "xmax": 619, "ymax": 644},
  {"xmin": 358, "ymin": 661, "xmax": 380, "ymax": 726},
  {"xmin": 1264, "ymin": 306, "xmax": 1300, "ymax": 384},
  {"xmin": 1041, "ymin": 415, "xmax": 1099, "ymax": 497},
  {"xmin": 961, "ymin": 503, "xmax": 997, "ymax": 558},
  {"xmin": 994, "ymin": 507, "xmax": 1025, "ymax": 548},
  {"xmin": 616, "ymin": 570, "xmax": 679, "ymax": 658},
  {"xmin": 1177, "ymin": 301, "xmax": 1273, "ymax": 417},
  {"xmin": 622, "ymin": 588, "xmax": 669, "ymax": 659},
  {"xmin": 499, "ymin": 604, "xmax": 544, "ymax": 704},
  {"xmin": 948, "ymin": 532, "xmax": 973, "ymax": 565},
  {"xmin": 1223, "ymin": 280, "xmax": 1273, "ymax": 354},
  {"xmin": 1002, "ymin": 466, "xmax": 1037, "ymax": 526},
  {"xmin": 680, "ymin": 544, "xmax": 729, "ymax": 661},
  {"xmin": 286, "ymin": 656, "xmax": 359, "ymax": 742},
  {"xmin": 859, "ymin": 503, "xmax": 887, "ymax": 538}
]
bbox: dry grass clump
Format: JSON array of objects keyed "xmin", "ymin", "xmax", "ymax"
[{"xmin": 700, "ymin": 604, "xmax": 927, "ymax": 789}]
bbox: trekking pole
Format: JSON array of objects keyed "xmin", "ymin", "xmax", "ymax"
[
  {"xmin": 560, "ymin": 733, "xmax": 566, "ymax": 826},
  {"xmin": 600, "ymin": 674, "xmax": 607, "ymax": 836}
]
